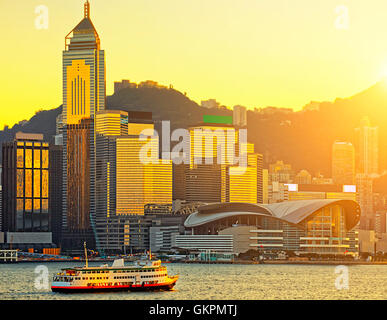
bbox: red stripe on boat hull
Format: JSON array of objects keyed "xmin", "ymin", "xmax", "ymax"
[{"xmin": 51, "ymin": 280, "xmax": 177, "ymax": 293}]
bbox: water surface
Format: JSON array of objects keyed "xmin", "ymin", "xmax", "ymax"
[{"xmin": 1, "ymin": 262, "xmax": 386, "ymax": 300}]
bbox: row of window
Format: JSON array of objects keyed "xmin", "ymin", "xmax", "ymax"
[
  {"xmin": 72, "ymin": 274, "xmax": 167, "ymax": 281},
  {"xmin": 79, "ymin": 268, "xmax": 165, "ymax": 274}
]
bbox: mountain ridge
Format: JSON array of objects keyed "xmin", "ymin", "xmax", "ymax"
[{"xmin": 1, "ymin": 81, "xmax": 386, "ymax": 177}]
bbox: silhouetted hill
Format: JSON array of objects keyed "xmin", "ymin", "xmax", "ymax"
[
  {"xmin": 0, "ymin": 107, "xmax": 61, "ymax": 150},
  {"xmin": 106, "ymin": 86, "xmax": 231, "ymax": 130},
  {"xmin": 1, "ymin": 81, "xmax": 387, "ymax": 178}
]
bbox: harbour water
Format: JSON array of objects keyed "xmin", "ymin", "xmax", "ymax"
[{"xmin": 1, "ymin": 262, "xmax": 386, "ymax": 300}]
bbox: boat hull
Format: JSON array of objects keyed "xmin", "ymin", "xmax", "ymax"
[{"xmin": 51, "ymin": 279, "xmax": 177, "ymax": 293}]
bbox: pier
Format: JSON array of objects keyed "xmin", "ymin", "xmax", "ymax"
[{"xmin": 0, "ymin": 250, "xmax": 18, "ymax": 263}]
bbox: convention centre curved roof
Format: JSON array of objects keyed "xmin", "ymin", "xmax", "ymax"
[{"xmin": 184, "ymin": 199, "xmax": 361, "ymax": 230}]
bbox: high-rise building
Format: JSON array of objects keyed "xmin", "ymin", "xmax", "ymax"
[
  {"xmin": 189, "ymin": 123, "xmax": 240, "ymax": 167},
  {"xmin": 227, "ymin": 166, "xmax": 257, "ymax": 203},
  {"xmin": 356, "ymin": 173, "xmax": 374, "ymax": 229},
  {"xmin": 2, "ymin": 132, "xmax": 50, "ymax": 233},
  {"xmin": 1, "ymin": 133, "xmax": 53, "ymax": 250},
  {"xmin": 355, "ymin": 117, "xmax": 378, "ymax": 175},
  {"xmin": 62, "ymin": 1, "xmax": 106, "ymax": 251},
  {"xmin": 179, "ymin": 120, "xmax": 263, "ymax": 204},
  {"xmin": 96, "ymin": 110, "xmax": 128, "ymax": 136},
  {"xmin": 262, "ymin": 169, "xmax": 269, "ymax": 204},
  {"xmin": 233, "ymin": 105, "xmax": 247, "ymax": 127},
  {"xmin": 49, "ymin": 144, "xmax": 63, "ymax": 247},
  {"xmin": 332, "ymin": 141, "xmax": 355, "ymax": 185},
  {"xmin": 94, "ymin": 111, "xmax": 173, "ymax": 253},
  {"xmin": 115, "ymin": 135, "xmax": 172, "ymax": 216},
  {"xmin": 246, "ymin": 150, "xmax": 264, "ymax": 203}
]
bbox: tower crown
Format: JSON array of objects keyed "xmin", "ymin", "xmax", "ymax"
[{"xmin": 64, "ymin": 0, "xmax": 100, "ymax": 51}]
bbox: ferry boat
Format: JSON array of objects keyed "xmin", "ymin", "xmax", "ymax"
[{"xmin": 51, "ymin": 244, "xmax": 178, "ymax": 293}]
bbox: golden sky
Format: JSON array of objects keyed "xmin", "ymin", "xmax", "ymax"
[{"xmin": 1, "ymin": 0, "xmax": 387, "ymax": 129}]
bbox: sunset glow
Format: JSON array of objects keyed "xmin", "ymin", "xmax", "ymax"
[{"xmin": 1, "ymin": 0, "xmax": 387, "ymax": 128}]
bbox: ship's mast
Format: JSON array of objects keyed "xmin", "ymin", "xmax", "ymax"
[{"xmin": 84, "ymin": 242, "xmax": 88, "ymax": 268}]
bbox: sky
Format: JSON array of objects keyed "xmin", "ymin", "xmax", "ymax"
[{"xmin": 1, "ymin": 0, "xmax": 387, "ymax": 129}]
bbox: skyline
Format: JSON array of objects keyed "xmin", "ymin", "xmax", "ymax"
[{"xmin": 2, "ymin": 0, "xmax": 387, "ymax": 129}]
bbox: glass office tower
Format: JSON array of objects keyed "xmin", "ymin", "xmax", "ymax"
[
  {"xmin": 2, "ymin": 133, "xmax": 49, "ymax": 232},
  {"xmin": 62, "ymin": 1, "xmax": 106, "ymax": 252}
]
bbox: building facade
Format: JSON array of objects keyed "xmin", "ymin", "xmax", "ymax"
[
  {"xmin": 61, "ymin": 1, "xmax": 106, "ymax": 252},
  {"xmin": 1, "ymin": 132, "xmax": 53, "ymax": 250},
  {"xmin": 182, "ymin": 201, "xmax": 360, "ymax": 255},
  {"xmin": 355, "ymin": 117, "xmax": 378, "ymax": 175},
  {"xmin": 332, "ymin": 141, "xmax": 355, "ymax": 185},
  {"xmin": 233, "ymin": 105, "xmax": 247, "ymax": 127}
]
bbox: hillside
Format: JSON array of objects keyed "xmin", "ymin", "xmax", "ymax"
[{"xmin": 1, "ymin": 81, "xmax": 387, "ymax": 178}]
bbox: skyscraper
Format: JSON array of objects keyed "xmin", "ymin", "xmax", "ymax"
[
  {"xmin": 332, "ymin": 141, "xmax": 355, "ymax": 185},
  {"xmin": 2, "ymin": 133, "xmax": 50, "ymax": 233},
  {"xmin": 355, "ymin": 117, "xmax": 378, "ymax": 175},
  {"xmin": 1, "ymin": 133, "xmax": 53, "ymax": 250},
  {"xmin": 62, "ymin": 1, "xmax": 106, "ymax": 251},
  {"xmin": 94, "ymin": 111, "xmax": 172, "ymax": 253}
]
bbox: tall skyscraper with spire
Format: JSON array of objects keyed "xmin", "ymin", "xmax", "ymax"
[{"xmin": 62, "ymin": 1, "xmax": 106, "ymax": 251}]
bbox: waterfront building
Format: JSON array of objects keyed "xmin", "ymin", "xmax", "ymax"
[
  {"xmin": 173, "ymin": 234, "xmax": 234, "ymax": 253},
  {"xmin": 1, "ymin": 132, "xmax": 53, "ymax": 250},
  {"xmin": 150, "ymin": 225, "xmax": 185, "ymax": 253},
  {"xmin": 332, "ymin": 141, "xmax": 355, "ymax": 185},
  {"xmin": 61, "ymin": 0, "xmax": 106, "ymax": 252},
  {"xmin": 182, "ymin": 201, "xmax": 360, "ymax": 255}
]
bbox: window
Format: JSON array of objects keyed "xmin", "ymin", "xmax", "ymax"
[
  {"xmin": 25, "ymin": 149, "xmax": 32, "ymax": 168},
  {"xmin": 34, "ymin": 170, "xmax": 40, "ymax": 198},
  {"xmin": 34, "ymin": 149, "xmax": 41, "ymax": 168},
  {"xmin": 17, "ymin": 148, "xmax": 24, "ymax": 168}
]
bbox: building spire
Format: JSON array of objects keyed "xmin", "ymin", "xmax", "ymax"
[{"xmin": 84, "ymin": 0, "xmax": 90, "ymax": 18}]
